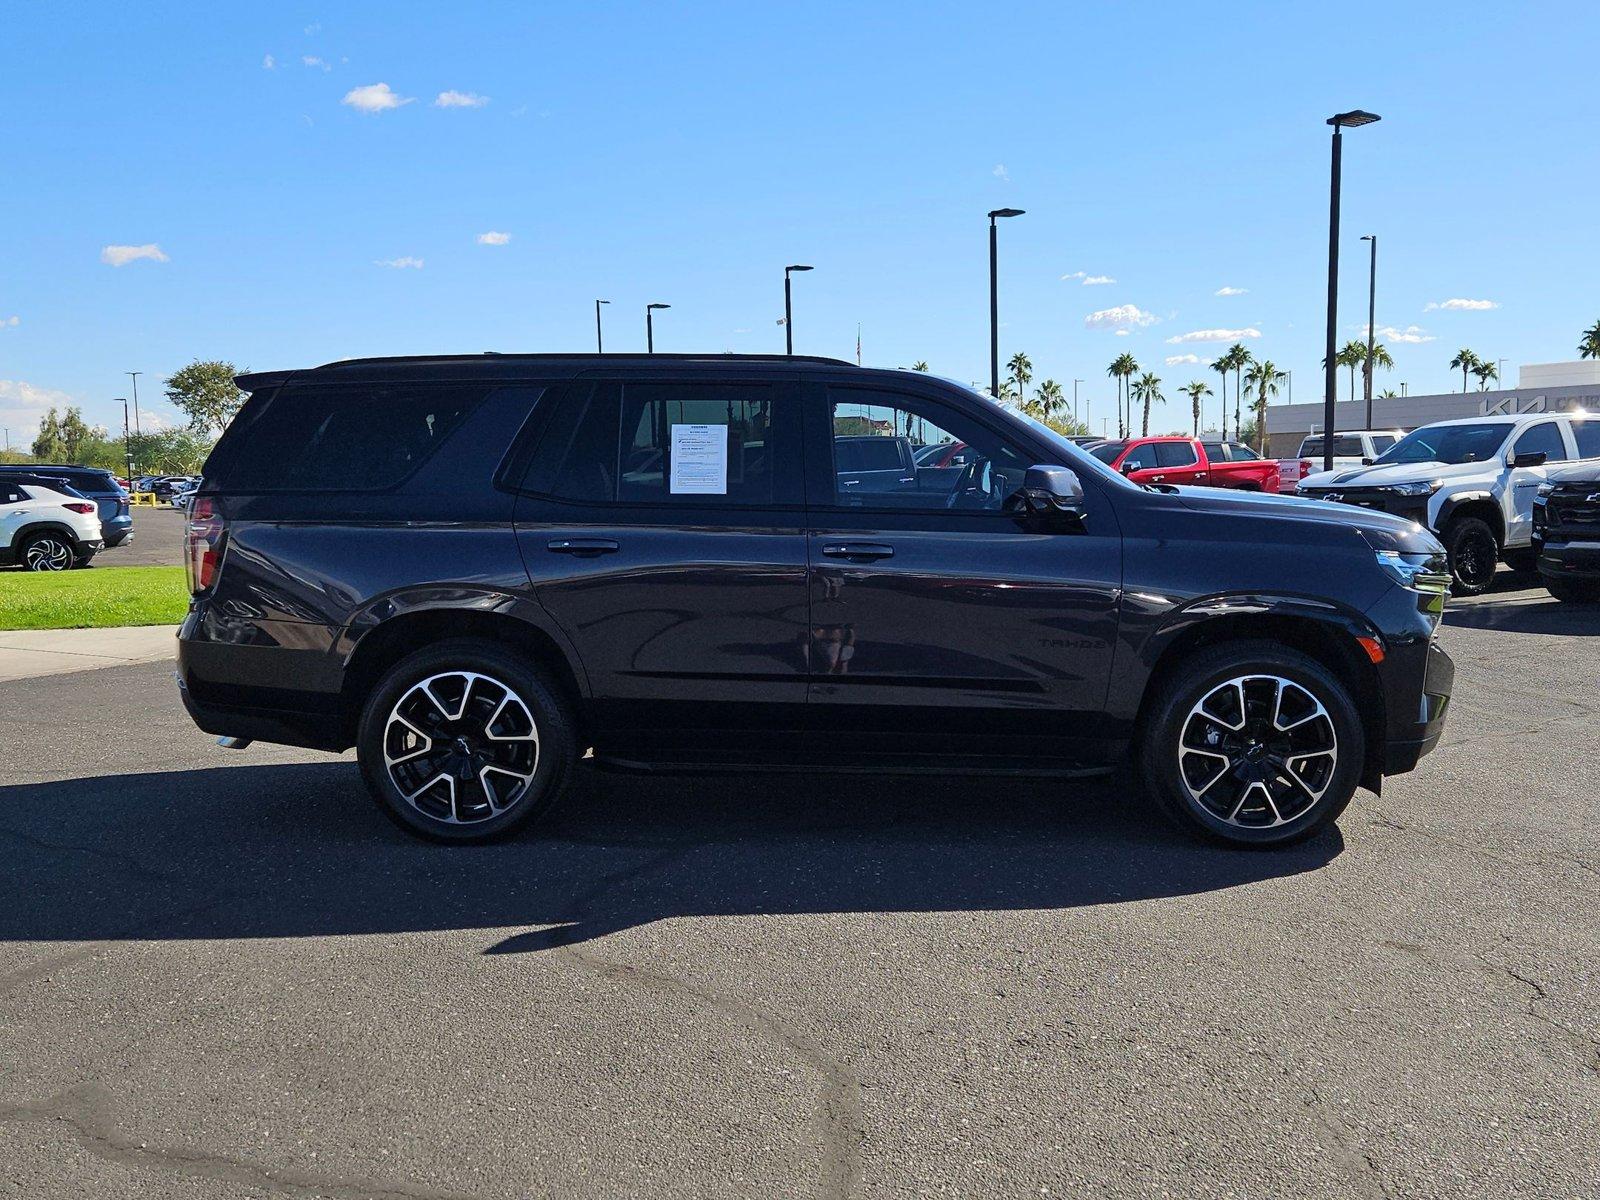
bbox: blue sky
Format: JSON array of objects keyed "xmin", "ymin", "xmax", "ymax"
[{"xmin": 2, "ymin": 0, "xmax": 1597, "ymax": 442}]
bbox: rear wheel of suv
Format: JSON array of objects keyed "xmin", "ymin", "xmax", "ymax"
[
  {"xmin": 21, "ymin": 531, "xmax": 75, "ymax": 572},
  {"xmin": 356, "ymin": 639, "xmax": 577, "ymax": 843},
  {"xmin": 1139, "ymin": 641, "xmax": 1364, "ymax": 848},
  {"xmin": 1443, "ymin": 516, "xmax": 1499, "ymax": 595},
  {"xmin": 1543, "ymin": 575, "xmax": 1600, "ymax": 604}
]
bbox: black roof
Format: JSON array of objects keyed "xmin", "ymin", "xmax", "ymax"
[{"xmin": 237, "ymin": 352, "xmax": 863, "ymax": 392}]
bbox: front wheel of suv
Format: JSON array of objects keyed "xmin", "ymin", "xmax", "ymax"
[
  {"xmin": 1444, "ymin": 516, "xmax": 1499, "ymax": 596},
  {"xmin": 1139, "ymin": 641, "xmax": 1365, "ymax": 848},
  {"xmin": 356, "ymin": 639, "xmax": 577, "ymax": 843}
]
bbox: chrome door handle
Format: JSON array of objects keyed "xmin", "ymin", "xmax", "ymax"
[
  {"xmin": 821, "ymin": 542, "xmax": 894, "ymax": 561},
  {"xmin": 547, "ymin": 538, "xmax": 619, "ymax": 555}
]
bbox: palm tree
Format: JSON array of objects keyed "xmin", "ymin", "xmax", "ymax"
[
  {"xmin": 1132, "ymin": 372, "xmax": 1164, "ymax": 436},
  {"xmin": 1378, "ymin": 388, "xmax": 1399, "ymax": 399},
  {"xmin": 1109, "ymin": 354, "xmax": 1138, "ymax": 437},
  {"xmin": 1579, "ymin": 321, "xmax": 1600, "ymax": 360},
  {"xmin": 1339, "ymin": 340, "xmax": 1369, "ymax": 401},
  {"xmin": 1244, "ymin": 359, "xmax": 1284, "ymax": 454},
  {"xmin": 1210, "ymin": 357, "xmax": 1230, "ymax": 437},
  {"xmin": 1180, "ymin": 381, "xmax": 1212, "ymax": 436},
  {"xmin": 1104, "ymin": 358, "xmax": 1125, "ymax": 437},
  {"xmin": 1035, "ymin": 378, "xmax": 1065, "ymax": 422},
  {"xmin": 1362, "ymin": 342, "xmax": 1394, "ymax": 398},
  {"xmin": 1472, "ymin": 360, "xmax": 1499, "ymax": 390},
  {"xmin": 911, "ymin": 360, "xmax": 930, "ymax": 372},
  {"xmin": 1226, "ymin": 344, "xmax": 1252, "ymax": 436},
  {"xmin": 1007, "ymin": 352, "xmax": 1033, "ymax": 406},
  {"xmin": 1449, "ymin": 348, "xmax": 1480, "ymax": 394}
]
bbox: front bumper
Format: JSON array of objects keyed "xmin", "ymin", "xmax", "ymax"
[
  {"xmin": 1537, "ymin": 538, "xmax": 1600, "ymax": 581},
  {"xmin": 1363, "ymin": 583, "xmax": 1454, "ymax": 780}
]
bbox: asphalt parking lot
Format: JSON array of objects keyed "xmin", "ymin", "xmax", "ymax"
[
  {"xmin": 1, "ymin": 582, "xmax": 1596, "ymax": 1198},
  {"xmin": 96, "ymin": 505, "xmax": 187, "ymax": 569}
]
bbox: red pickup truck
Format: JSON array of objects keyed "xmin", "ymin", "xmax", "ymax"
[{"xmin": 1086, "ymin": 436, "xmax": 1281, "ymax": 493}]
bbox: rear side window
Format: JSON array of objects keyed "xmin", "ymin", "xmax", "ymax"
[
  {"xmin": 1201, "ymin": 441, "xmax": 1226, "ymax": 460},
  {"xmin": 1573, "ymin": 420, "xmax": 1600, "ymax": 459},
  {"xmin": 1226, "ymin": 441, "xmax": 1260, "ymax": 460},
  {"xmin": 1370, "ymin": 434, "xmax": 1398, "ymax": 454},
  {"xmin": 216, "ymin": 383, "xmax": 490, "ymax": 491},
  {"xmin": 1154, "ymin": 442, "xmax": 1199, "ymax": 467},
  {"xmin": 0, "ymin": 484, "xmax": 25, "ymax": 504}
]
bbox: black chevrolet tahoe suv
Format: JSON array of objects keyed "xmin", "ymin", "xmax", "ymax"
[
  {"xmin": 177, "ymin": 354, "xmax": 1455, "ymax": 848},
  {"xmin": 1533, "ymin": 462, "xmax": 1600, "ymax": 603}
]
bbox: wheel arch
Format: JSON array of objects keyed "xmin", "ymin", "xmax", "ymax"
[
  {"xmin": 1135, "ymin": 597, "xmax": 1388, "ymax": 793},
  {"xmin": 1437, "ymin": 492, "xmax": 1503, "ymax": 545}
]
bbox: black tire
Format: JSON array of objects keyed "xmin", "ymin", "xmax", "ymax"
[
  {"xmin": 356, "ymin": 638, "xmax": 577, "ymax": 843},
  {"xmin": 1138, "ymin": 640, "xmax": 1365, "ymax": 848},
  {"xmin": 1443, "ymin": 516, "xmax": 1499, "ymax": 596},
  {"xmin": 20, "ymin": 531, "xmax": 75, "ymax": 572},
  {"xmin": 1543, "ymin": 574, "xmax": 1600, "ymax": 604}
]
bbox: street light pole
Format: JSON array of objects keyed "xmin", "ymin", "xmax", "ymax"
[
  {"xmin": 646, "ymin": 303, "xmax": 670, "ymax": 354},
  {"xmin": 595, "ymin": 299, "xmax": 610, "ymax": 353},
  {"xmin": 1321, "ymin": 110, "xmax": 1380, "ymax": 472},
  {"xmin": 783, "ymin": 265, "xmax": 812, "ymax": 356},
  {"xmin": 127, "ymin": 371, "xmax": 142, "ymax": 437},
  {"xmin": 987, "ymin": 208, "xmax": 1024, "ymax": 399},
  {"xmin": 118, "ymin": 399, "xmax": 132, "ymax": 483},
  {"xmin": 1361, "ymin": 234, "xmax": 1378, "ymax": 428},
  {"xmin": 1073, "ymin": 378, "xmax": 1083, "ymax": 428}
]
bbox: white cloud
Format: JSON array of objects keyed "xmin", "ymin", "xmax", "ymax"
[
  {"xmin": 476, "ymin": 230, "xmax": 512, "ymax": 246},
  {"xmin": 1060, "ymin": 271, "xmax": 1085, "ymax": 281},
  {"xmin": 1084, "ymin": 304, "xmax": 1158, "ymax": 331},
  {"xmin": 341, "ymin": 82, "xmax": 412, "ymax": 114},
  {"xmin": 1214, "ymin": 286, "xmax": 1248, "ymax": 296},
  {"xmin": 1082, "ymin": 275, "xmax": 1116, "ymax": 286},
  {"xmin": 1368, "ymin": 323, "xmax": 1435, "ymax": 344},
  {"xmin": 1, "ymin": 316, "xmax": 19, "ymax": 328},
  {"xmin": 1425, "ymin": 298, "xmax": 1498, "ymax": 311},
  {"xmin": 304, "ymin": 22, "xmax": 322, "ymax": 35},
  {"xmin": 1, "ymin": 378, "xmax": 80, "ymax": 436},
  {"xmin": 101, "ymin": 243, "xmax": 169, "ymax": 267},
  {"xmin": 1114, "ymin": 330, "xmax": 1131, "ymax": 337},
  {"xmin": 992, "ymin": 164, "xmax": 1009, "ymax": 181},
  {"xmin": 302, "ymin": 55, "xmax": 331, "ymax": 72},
  {"xmin": 1165, "ymin": 353, "xmax": 1213, "ymax": 366},
  {"xmin": 435, "ymin": 90, "xmax": 490, "ymax": 108},
  {"xmin": 262, "ymin": 53, "xmax": 276, "ymax": 69},
  {"xmin": 1164, "ymin": 327, "xmax": 1261, "ymax": 344},
  {"xmin": 375, "ymin": 256, "xmax": 424, "ymax": 269}
]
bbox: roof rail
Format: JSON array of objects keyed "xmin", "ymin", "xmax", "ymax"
[{"xmin": 312, "ymin": 351, "xmax": 859, "ymax": 370}]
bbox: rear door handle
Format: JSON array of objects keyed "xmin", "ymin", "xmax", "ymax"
[
  {"xmin": 822, "ymin": 542, "xmax": 894, "ymax": 561},
  {"xmin": 547, "ymin": 538, "xmax": 620, "ymax": 555}
]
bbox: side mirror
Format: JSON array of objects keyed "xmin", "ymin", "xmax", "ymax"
[
  {"xmin": 1119, "ymin": 460, "xmax": 1138, "ymax": 475},
  {"xmin": 1020, "ymin": 464, "xmax": 1086, "ymax": 519},
  {"xmin": 1361, "ymin": 457, "xmax": 1374, "ymax": 465},
  {"xmin": 1511, "ymin": 451, "xmax": 1547, "ymax": 468}
]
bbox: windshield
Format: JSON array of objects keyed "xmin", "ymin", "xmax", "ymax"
[{"xmin": 1372, "ymin": 423, "xmax": 1510, "ymax": 466}]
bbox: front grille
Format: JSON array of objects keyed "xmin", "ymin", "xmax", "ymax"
[{"xmin": 1546, "ymin": 488, "xmax": 1600, "ymax": 530}]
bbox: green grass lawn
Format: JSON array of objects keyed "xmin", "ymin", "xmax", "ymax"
[{"xmin": 0, "ymin": 565, "xmax": 190, "ymax": 631}]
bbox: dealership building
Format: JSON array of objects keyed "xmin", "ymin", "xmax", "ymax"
[{"xmin": 1262, "ymin": 360, "xmax": 1600, "ymax": 458}]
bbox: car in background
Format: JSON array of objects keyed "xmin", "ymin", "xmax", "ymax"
[
  {"xmin": 1532, "ymin": 459, "xmax": 1600, "ymax": 603},
  {"xmin": 1298, "ymin": 413, "xmax": 1600, "ymax": 595},
  {"xmin": 169, "ymin": 478, "xmax": 202, "ymax": 510},
  {"xmin": 0, "ymin": 464, "xmax": 132, "ymax": 548},
  {"xmin": 0, "ymin": 476, "xmax": 105, "ymax": 570},
  {"xmin": 1087, "ymin": 436, "xmax": 1281, "ymax": 492}
]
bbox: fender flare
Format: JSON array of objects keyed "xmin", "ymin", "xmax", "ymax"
[
  {"xmin": 1435, "ymin": 491, "xmax": 1501, "ymax": 539},
  {"xmin": 1139, "ymin": 591, "xmax": 1385, "ymax": 676},
  {"xmin": 12, "ymin": 521, "xmax": 85, "ymax": 548}
]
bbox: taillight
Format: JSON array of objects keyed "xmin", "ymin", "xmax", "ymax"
[
  {"xmin": 62, "ymin": 502, "xmax": 96, "ymax": 514},
  {"xmin": 185, "ymin": 496, "xmax": 226, "ymax": 595}
]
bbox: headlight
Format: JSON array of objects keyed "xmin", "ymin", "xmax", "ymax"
[
  {"xmin": 1375, "ymin": 549, "xmax": 1450, "ymax": 594},
  {"xmin": 1387, "ymin": 480, "xmax": 1439, "ymax": 497},
  {"xmin": 1536, "ymin": 482, "xmax": 1554, "ymax": 498}
]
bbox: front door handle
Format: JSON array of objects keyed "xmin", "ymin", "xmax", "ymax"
[
  {"xmin": 822, "ymin": 542, "xmax": 894, "ymax": 561},
  {"xmin": 547, "ymin": 538, "xmax": 620, "ymax": 555}
]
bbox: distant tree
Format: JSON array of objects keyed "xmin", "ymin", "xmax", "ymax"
[
  {"xmin": 1180, "ymin": 380, "xmax": 1212, "ymax": 436},
  {"xmin": 1472, "ymin": 359, "xmax": 1499, "ymax": 390},
  {"xmin": 31, "ymin": 408, "xmax": 64, "ymax": 461},
  {"xmin": 1132, "ymin": 372, "xmax": 1164, "ymax": 437},
  {"xmin": 1109, "ymin": 353, "xmax": 1139, "ymax": 437},
  {"xmin": 1448, "ymin": 348, "xmax": 1480, "ymax": 394},
  {"xmin": 1579, "ymin": 321, "xmax": 1600, "ymax": 360},
  {"xmin": 911, "ymin": 360, "xmax": 930, "ymax": 372},
  {"xmin": 1210, "ymin": 357, "xmax": 1231, "ymax": 437},
  {"xmin": 1007, "ymin": 351, "xmax": 1033, "ymax": 408},
  {"xmin": 1362, "ymin": 342, "xmax": 1394, "ymax": 398},
  {"xmin": 165, "ymin": 360, "xmax": 247, "ymax": 435},
  {"xmin": 1244, "ymin": 359, "xmax": 1285, "ymax": 454},
  {"xmin": 1378, "ymin": 388, "xmax": 1399, "ymax": 399},
  {"xmin": 1225, "ymin": 344, "xmax": 1252, "ymax": 434},
  {"xmin": 1033, "ymin": 378, "xmax": 1065, "ymax": 423}
]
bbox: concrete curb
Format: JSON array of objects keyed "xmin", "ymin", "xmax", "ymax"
[{"xmin": 0, "ymin": 624, "xmax": 180, "ymax": 682}]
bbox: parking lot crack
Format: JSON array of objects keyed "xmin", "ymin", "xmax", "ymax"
[
  {"xmin": 1299, "ymin": 1085, "xmax": 1392, "ymax": 1199},
  {"xmin": 0, "ymin": 1086, "xmax": 476, "ymax": 1200},
  {"xmin": 1472, "ymin": 947, "xmax": 1600, "ymax": 1080}
]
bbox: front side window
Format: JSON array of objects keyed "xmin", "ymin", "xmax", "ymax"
[
  {"xmin": 1155, "ymin": 442, "xmax": 1199, "ymax": 468},
  {"xmin": 827, "ymin": 388, "xmax": 1029, "ymax": 511},
  {"xmin": 543, "ymin": 381, "xmax": 789, "ymax": 506},
  {"xmin": 1513, "ymin": 422, "xmax": 1568, "ymax": 463},
  {"xmin": 1120, "ymin": 445, "xmax": 1158, "ymax": 472}
]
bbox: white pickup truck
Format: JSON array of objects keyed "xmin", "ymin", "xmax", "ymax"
[
  {"xmin": 1279, "ymin": 429, "xmax": 1405, "ymax": 489},
  {"xmin": 1297, "ymin": 413, "xmax": 1600, "ymax": 594}
]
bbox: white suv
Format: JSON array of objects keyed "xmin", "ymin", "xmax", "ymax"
[
  {"xmin": 1298, "ymin": 413, "xmax": 1600, "ymax": 595},
  {"xmin": 0, "ymin": 477, "xmax": 105, "ymax": 570}
]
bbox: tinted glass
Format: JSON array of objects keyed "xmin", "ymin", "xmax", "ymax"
[
  {"xmin": 1370, "ymin": 434, "xmax": 1398, "ymax": 453},
  {"xmin": 1120, "ymin": 445, "xmax": 1157, "ymax": 472},
  {"xmin": 1513, "ymin": 422, "xmax": 1567, "ymax": 463},
  {"xmin": 1089, "ymin": 442, "xmax": 1126, "ymax": 464},
  {"xmin": 1201, "ymin": 441, "xmax": 1226, "ymax": 460},
  {"xmin": 1375, "ymin": 423, "xmax": 1509, "ymax": 466},
  {"xmin": 1573, "ymin": 420, "xmax": 1600, "ymax": 459},
  {"xmin": 1154, "ymin": 441, "xmax": 1199, "ymax": 467},
  {"xmin": 218, "ymin": 383, "xmax": 490, "ymax": 490},
  {"xmin": 1300, "ymin": 436, "xmax": 1362, "ymax": 457},
  {"xmin": 1226, "ymin": 442, "xmax": 1261, "ymax": 460},
  {"xmin": 545, "ymin": 381, "xmax": 785, "ymax": 505},
  {"xmin": 828, "ymin": 388, "xmax": 1029, "ymax": 511},
  {"xmin": 0, "ymin": 485, "xmax": 25, "ymax": 504}
]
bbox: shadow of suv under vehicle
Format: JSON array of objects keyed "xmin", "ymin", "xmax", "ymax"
[{"xmin": 0, "ymin": 762, "xmax": 1341, "ymax": 953}]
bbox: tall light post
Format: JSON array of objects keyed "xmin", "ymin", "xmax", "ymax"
[
  {"xmin": 1073, "ymin": 378, "xmax": 1084, "ymax": 428},
  {"xmin": 1360, "ymin": 234, "xmax": 1378, "ymax": 427},
  {"xmin": 1498, "ymin": 358, "xmax": 1507, "ymax": 390},
  {"xmin": 783, "ymin": 265, "xmax": 812, "ymax": 356},
  {"xmin": 1321, "ymin": 109, "xmax": 1380, "ymax": 471},
  {"xmin": 595, "ymin": 299, "xmax": 610, "ymax": 353},
  {"xmin": 117, "ymin": 399, "xmax": 133, "ymax": 483},
  {"xmin": 646, "ymin": 303, "xmax": 670, "ymax": 354},
  {"xmin": 126, "ymin": 371, "xmax": 143, "ymax": 437},
  {"xmin": 987, "ymin": 208, "xmax": 1025, "ymax": 399}
]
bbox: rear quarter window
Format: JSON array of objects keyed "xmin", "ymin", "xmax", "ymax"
[{"xmin": 210, "ymin": 382, "xmax": 492, "ymax": 491}]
